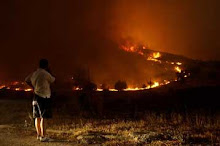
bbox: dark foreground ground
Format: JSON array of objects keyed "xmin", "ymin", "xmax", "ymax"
[{"xmin": 0, "ymin": 82, "xmax": 219, "ymax": 145}]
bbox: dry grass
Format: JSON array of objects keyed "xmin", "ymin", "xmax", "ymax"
[
  {"xmin": 0, "ymin": 99, "xmax": 219, "ymax": 145},
  {"xmin": 45, "ymin": 113, "xmax": 219, "ymax": 145}
]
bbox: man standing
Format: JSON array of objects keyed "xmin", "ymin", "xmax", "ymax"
[{"xmin": 25, "ymin": 59, "xmax": 55, "ymax": 142}]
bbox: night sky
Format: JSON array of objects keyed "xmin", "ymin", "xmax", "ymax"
[{"xmin": 0, "ymin": 0, "xmax": 220, "ymax": 81}]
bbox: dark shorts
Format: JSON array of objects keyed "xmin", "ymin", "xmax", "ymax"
[{"xmin": 33, "ymin": 94, "xmax": 52, "ymax": 119}]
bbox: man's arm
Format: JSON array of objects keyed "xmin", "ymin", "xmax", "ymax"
[
  {"xmin": 45, "ymin": 67, "xmax": 55, "ymax": 83},
  {"xmin": 49, "ymin": 74, "xmax": 55, "ymax": 83},
  {"xmin": 26, "ymin": 81, "xmax": 34, "ymax": 89}
]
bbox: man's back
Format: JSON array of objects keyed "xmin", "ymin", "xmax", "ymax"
[{"xmin": 26, "ymin": 68, "xmax": 55, "ymax": 98}]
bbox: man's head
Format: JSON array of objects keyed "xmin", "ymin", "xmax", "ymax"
[{"xmin": 39, "ymin": 59, "xmax": 49, "ymax": 69}]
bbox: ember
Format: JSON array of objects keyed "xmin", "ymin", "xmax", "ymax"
[
  {"xmin": 175, "ymin": 66, "xmax": 182, "ymax": 73},
  {"xmin": 147, "ymin": 52, "xmax": 162, "ymax": 63}
]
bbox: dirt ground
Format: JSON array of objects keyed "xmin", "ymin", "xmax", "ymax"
[{"xmin": 0, "ymin": 125, "xmax": 77, "ymax": 146}]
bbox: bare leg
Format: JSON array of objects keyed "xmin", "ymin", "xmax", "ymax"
[
  {"xmin": 35, "ymin": 118, "xmax": 41, "ymax": 136},
  {"xmin": 40, "ymin": 118, "xmax": 45, "ymax": 137}
]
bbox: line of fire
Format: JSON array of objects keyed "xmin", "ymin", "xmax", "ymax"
[{"xmin": 0, "ymin": 44, "xmax": 190, "ymax": 93}]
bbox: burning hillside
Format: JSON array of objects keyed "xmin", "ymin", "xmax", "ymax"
[
  {"xmin": 0, "ymin": 41, "xmax": 191, "ymax": 92},
  {"xmin": 70, "ymin": 40, "xmax": 191, "ymax": 91}
]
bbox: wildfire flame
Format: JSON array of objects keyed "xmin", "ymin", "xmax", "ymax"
[
  {"xmin": 0, "ymin": 82, "xmax": 33, "ymax": 92},
  {"xmin": 175, "ymin": 66, "xmax": 182, "ymax": 73},
  {"xmin": 24, "ymin": 88, "xmax": 32, "ymax": 92},
  {"xmin": 96, "ymin": 81, "xmax": 161, "ymax": 91},
  {"xmin": 120, "ymin": 44, "xmax": 162, "ymax": 63},
  {"xmin": 153, "ymin": 52, "xmax": 161, "ymax": 58},
  {"xmin": 176, "ymin": 62, "xmax": 182, "ymax": 65},
  {"xmin": 72, "ymin": 43, "xmax": 188, "ymax": 92},
  {"xmin": 147, "ymin": 52, "xmax": 162, "ymax": 63},
  {"xmin": 151, "ymin": 82, "xmax": 159, "ymax": 88},
  {"xmin": 0, "ymin": 85, "xmax": 6, "ymax": 89},
  {"xmin": 15, "ymin": 88, "xmax": 20, "ymax": 91}
]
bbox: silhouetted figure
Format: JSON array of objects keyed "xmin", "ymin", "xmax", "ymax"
[{"xmin": 25, "ymin": 59, "xmax": 55, "ymax": 142}]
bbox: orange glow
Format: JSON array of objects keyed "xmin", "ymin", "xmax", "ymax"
[
  {"xmin": 122, "ymin": 81, "xmax": 160, "ymax": 91},
  {"xmin": 24, "ymin": 88, "xmax": 32, "ymax": 92},
  {"xmin": 175, "ymin": 66, "xmax": 182, "ymax": 73},
  {"xmin": 151, "ymin": 82, "xmax": 159, "ymax": 88},
  {"xmin": 109, "ymin": 89, "xmax": 118, "ymax": 91},
  {"xmin": 15, "ymin": 88, "xmax": 21, "ymax": 91},
  {"xmin": 147, "ymin": 52, "xmax": 162, "ymax": 63},
  {"xmin": 112, "ymin": 42, "xmax": 189, "ymax": 91},
  {"xmin": 12, "ymin": 81, "xmax": 19, "ymax": 85},
  {"xmin": 152, "ymin": 52, "xmax": 161, "ymax": 58},
  {"xmin": 75, "ymin": 87, "xmax": 82, "ymax": 90},
  {"xmin": 72, "ymin": 79, "xmax": 173, "ymax": 92},
  {"xmin": 120, "ymin": 44, "xmax": 162, "ymax": 63},
  {"xmin": 164, "ymin": 80, "xmax": 170, "ymax": 85},
  {"xmin": 0, "ymin": 82, "xmax": 33, "ymax": 92},
  {"xmin": 0, "ymin": 85, "xmax": 6, "ymax": 89},
  {"xmin": 121, "ymin": 45, "xmax": 137, "ymax": 52},
  {"xmin": 97, "ymin": 88, "xmax": 103, "ymax": 91},
  {"xmin": 176, "ymin": 62, "xmax": 182, "ymax": 65},
  {"xmin": 124, "ymin": 87, "xmax": 142, "ymax": 91}
]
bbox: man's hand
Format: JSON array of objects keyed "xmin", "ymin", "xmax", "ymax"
[{"xmin": 26, "ymin": 81, "xmax": 34, "ymax": 89}]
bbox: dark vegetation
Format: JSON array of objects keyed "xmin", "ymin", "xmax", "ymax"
[{"xmin": 114, "ymin": 80, "xmax": 128, "ymax": 91}]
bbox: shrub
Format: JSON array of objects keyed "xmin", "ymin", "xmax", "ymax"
[{"xmin": 114, "ymin": 80, "xmax": 127, "ymax": 91}]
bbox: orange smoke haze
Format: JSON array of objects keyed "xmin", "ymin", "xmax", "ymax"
[
  {"xmin": 0, "ymin": 0, "xmax": 219, "ymax": 82},
  {"xmin": 108, "ymin": 0, "xmax": 220, "ymax": 61}
]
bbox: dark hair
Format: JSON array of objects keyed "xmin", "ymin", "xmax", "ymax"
[{"xmin": 39, "ymin": 59, "xmax": 48, "ymax": 69}]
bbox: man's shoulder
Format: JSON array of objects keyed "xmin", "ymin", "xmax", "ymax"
[
  {"xmin": 35, "ymin": 68, "xmax": 47, "ymax": 74},
  {"xmin": 31, "ymin": 69, "xmax": 45, "ymax": 78},
  {"xmin": 40, "ymin": 69, "xmax": 54, "ymax": 79},
  {"xmin": 41, "ymin": 69, "xmax": 52, "ymax": 76}
]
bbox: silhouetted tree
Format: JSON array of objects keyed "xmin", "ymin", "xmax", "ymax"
[
  {"xmin": 72, "ymin": 68, "xmax": 88, "ymax": 90},
  {"xmin": 83, "ymin": 81, "xmax": 97, "ymax": 91},
  {"xmin": 115, "ymin": 80, "xmax": 127, "ymax": 91},
  {"xmin": 101, "ymin": 83, "xmax": 109, "ymax": 91},
  {"xmin": 148, "ymin": 79, "xmax": 153, "ymax": 89},
  {"xmin": 72, "ymin": 67, "xmax": 97, "ymax": 115}
]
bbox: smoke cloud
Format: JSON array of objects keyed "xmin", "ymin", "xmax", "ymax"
[{"xmin": 0, "ymin": 0, "xmax": 219, "ymax": 83}]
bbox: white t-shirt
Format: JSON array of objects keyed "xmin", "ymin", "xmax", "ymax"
[{"xmin": 25, "ymin": 68, "xmax": 55, "ymax": 98}]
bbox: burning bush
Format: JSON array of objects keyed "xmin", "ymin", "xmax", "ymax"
[{"xmin": 114, "ymin": 80, "xmax": 128, "ymax": 91}]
